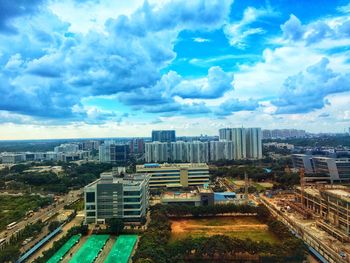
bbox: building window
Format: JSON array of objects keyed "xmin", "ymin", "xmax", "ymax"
[
  {"xmin": 86, "ymin": 192, "xmax": 95, "ymax": 202},
  {"xmin": 87, "ymin": 211, "xmax": 96, "ymax": 216}
]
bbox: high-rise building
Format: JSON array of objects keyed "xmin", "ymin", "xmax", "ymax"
[
  {"xmin": 145, "ymin": 142, "xmax": 169, "ymax": 163},
  {"xmin": 188, "ymin": 141, "xmax": 209, "ymax": 163},
  {"xmin": 209, "ymin": 141, "xmax": 234, "ymax": 161},
  {"xmin": 246, "ymin": 128, "xmax": 262, "ymax": 159},
  {"xmin": 129, "ymin": 138, "xmax": 145, "ymax": 154},
  {"xmin": 99, "ymin": 144, "xmax": 129, "ymax": 164},
  {"xmin": 136, "ymin": 163, "xmax": 209, "ymax": 188},
  {"xmin": 219, "ymin": 128, "xmax": 262, "ymax": 160},
  {"xmin": 171, "ymin": 141, "xmax": 189, "ymax": 162},
  {"xmin": 231, "ymin": 128, "xmax": 246, "ymax": 160},
  {"xmin": 84, "ymin": 171, "xmax": 150, "ymax": 223},
  {"xmin": 152, "ymin": 130, "xmax": 176, "ymax": 142}
]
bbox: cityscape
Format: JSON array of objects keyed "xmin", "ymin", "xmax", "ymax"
[{"xmin": 0, "ymin": 1, "xmax": 350, "ymax": 263}]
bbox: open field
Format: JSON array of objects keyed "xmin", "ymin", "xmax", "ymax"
[
  {"xmin": 170, "ymin": 216, "xmax": 277, "ymax": 243},
  {"xmin": 0, "ymin": 194, "xmax": 51, "ymax": 230}
]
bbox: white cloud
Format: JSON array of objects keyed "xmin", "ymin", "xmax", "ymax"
[
  {"xmin": 224, "ymin": 6, "xmax": 276, "ymax": 48},
  {"xmin": 192, "ymin": 37, "xmax": 210, "ymax": 43}
]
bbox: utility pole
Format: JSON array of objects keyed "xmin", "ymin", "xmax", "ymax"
[{"xmin": 244, "ymin": 171, "xmax": 249, "ymax": 203}]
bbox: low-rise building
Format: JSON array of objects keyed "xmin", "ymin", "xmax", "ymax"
[
  {"xmin": 84, "ymin": 171, "xmax": 150, "ymax": 224},
  {"xmin": 136, "ymin": 163, "xmax": 210, "ymax": 188}
]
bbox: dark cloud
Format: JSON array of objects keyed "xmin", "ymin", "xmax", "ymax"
[{"xmin": 0, "ymin": 0, "xmax": 45, "ymax": 34}]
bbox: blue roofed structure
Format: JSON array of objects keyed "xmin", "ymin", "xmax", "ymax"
[
  {"xmin": 143, "ymin": 163, "xmax": 160, "ymax": 168},
  {"xmin": 214, "ymin": 192, "xmax": 236, "ymax": 202}
]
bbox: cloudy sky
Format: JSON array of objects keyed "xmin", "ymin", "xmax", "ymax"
[{"xmin": 0, "ymin": 0, "xmax": 350, "ymax": 139}]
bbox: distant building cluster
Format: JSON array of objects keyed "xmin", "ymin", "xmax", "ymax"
[
  {"xmin": 145, "ymin": 128, "xmax": 262, "ymax": 163},
  {"xmin": 292, "ymin": 154, "xmax": 350, "ymax": 183},
  {"xmin": 0, "ymin": 142, "xmax": 97, "ymax": 164},
  {"xmin": 262, "ymin": 129, "xmax": 306, "ymax": 139}
]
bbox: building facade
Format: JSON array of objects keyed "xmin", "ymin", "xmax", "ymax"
[
  {"xmin": 136, "ymin": 163, "xmax": 210, "ymax": 188},
  {"xmin": 151, "ymin": 130, "xmax": 176, "ymax": 142},
  {"xmin": 292, "ymin": 154, "xmax": 350, "ymax": 182},
  {"xmin": 99, "ymin": 144, "xmax": 129, "ymax": 164},
  {"xmin": 246, "ymin": 128, "xmax": 262, "ymax": 159},
  {"xmin": 84, "ymin": 172, "xmax": 150, "ymax": 223}
]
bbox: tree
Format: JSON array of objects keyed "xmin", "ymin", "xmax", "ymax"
[
  {"xmin": 48, "ymin": 221, "xmax": 61, "ymax": 232},
  {"xmin": 107, "ymin": 218, "xmax": 124, "ymax": 234}
]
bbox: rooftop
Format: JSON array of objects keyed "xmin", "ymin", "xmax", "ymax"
[{"xmin": 137, "ymin": 163, "xmax": 209, "ymax": 169}]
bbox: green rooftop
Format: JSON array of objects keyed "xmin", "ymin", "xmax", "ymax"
[
  {"xmin": 69, "ymin": 234, "xmax": 109, "ymax": 263},
  {"xmin": 47, "ymin": 234, "xmax": 81, "ymax": 263},
  {"xmin": 104, "ymin": 235, "xmax": 138, "ymax": 263}
]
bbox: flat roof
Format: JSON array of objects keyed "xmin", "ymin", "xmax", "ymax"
[{"xmin": 137, "ymin": 163, "xmax": 209, "ymax": 169}]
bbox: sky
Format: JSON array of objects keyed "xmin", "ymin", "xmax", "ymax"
[{"xmin": 0, "ymin": 0, "xmax": 350, "ymax": 139}]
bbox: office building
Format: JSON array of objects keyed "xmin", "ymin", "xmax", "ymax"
[
  {"xmin": 136, "ymin": 163, "xmax": 210, "ymax": 188},
  {"xmin": 84, "ymin": 171, "xmax": 150, "ymax": 223},
  {"xmin": 1, "ymin": 153, "xmax": 25, "ymax": 164},
  {"xmin": 292, "ymin": 154, "xmax": 350, "ymax": 182},
  {"xmin": 152, "ymin": 130, "xmax": 176, "ymax": 142},
  {"xmin": 246, "ymin": 128, "xmax": 262, "ymax": 159},
  {"xmin": 54, "ymin": 143, "xmax": 79, "ymax": 153},
  {"xmin": 129, "ymin": 138, "xmax": 145, "ymax": 154},
  {"xmin": 99, "ymin": 144, "xmax": 129, "ymax": 164}
]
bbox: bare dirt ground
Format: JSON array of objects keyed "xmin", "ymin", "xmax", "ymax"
[{"xmin": 170, "ymin": 216, "xmax": 276, "ymax": 243}]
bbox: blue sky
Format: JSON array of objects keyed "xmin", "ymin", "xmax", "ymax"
[{"xmin": 0, "ymin": 0, "xmax": 350, "ymax": 139}]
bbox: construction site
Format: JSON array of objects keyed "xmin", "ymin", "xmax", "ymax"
[{"xmin": 260, "ymin": 169, "xmax": 350, "ymax": 263}]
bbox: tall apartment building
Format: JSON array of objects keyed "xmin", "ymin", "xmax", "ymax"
[
  {"xmin": 209, "ymin": 141, "xmax": 234, "ymax": 161},
  {"xmin": 136, "ymin": 163, "xmax": 210, "ymax": 188},
  {"xmin": 84, "ymin": 172, "xmax": 150, "ymax": 223},
  {"xmin": 246, "ymin": 128, "xmax": 262, "ymax": 159},
  {"xmin": 99, "ymin": 144, "xmax": 129, "ymax": 164},
  {"xmin": 145, "ymin": 141, "xmax": 210, "ymax": 163},
  {"xmin": 292, "ymin": 154, "xmax": 350, "ymax": 182},
  {"xmin": 219, "ymin": 127, "xmax": 262, "ymax": 160},
  {"xmin": 152, "ymin": 130, "xmax": 176, "ymax": 142},
  {"xmin": 145, "ymin": 142, "xmax": 170, "ymax": 163}
]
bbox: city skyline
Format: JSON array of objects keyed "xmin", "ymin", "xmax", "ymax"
[{"xmin": 1, "ymin": 0, "xmax": 350, "ymax": 140}]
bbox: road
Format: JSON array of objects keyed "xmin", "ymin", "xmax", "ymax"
[{"xmin": 0, "ymin": 189, "xmax": 83, "ymax": 245}]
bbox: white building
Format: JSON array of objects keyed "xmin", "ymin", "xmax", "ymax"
[
  {"xmin": 54, "ymin": 143, "xmax": 79, "ymax": 153},
  {"xmin": 209, "ymin": 141, "xmax": 234, "ymax": 161},
  {"xmin": 246, "ymin": 128, "xmax": 262, "ymax": 159}
]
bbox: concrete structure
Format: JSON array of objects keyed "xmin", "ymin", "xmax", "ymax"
[
  {"xmin": 161, "ymin": 188, "xmax": 214, "ymax": 206},
  {"xmin": 54, "ymin": 143, "xmax": 79, "ymax": 153},
  {"xmin": 246, "ymin": 128, "xmax": 262, "ymax": 159},
  {"xmin": 145, "ymin": 141, "xmax": 169, "ymax": 163},
  {"xmin": 1, "ymin": 153, "xmax": 25, "ymax": 164},
  {"xmin": 145, "ymin": 141, "xmax": 210, "ymax": 163},
  {"xmin": 209, "ymin": 141, "xmax": 234, "ymax": 161},
  {"xmin": 262, "ymin": 129, "xmax": 306, "ymax": 139},
  {"xmin": 292, "ymin": 154, "xmax": 350, "ymax": 182},
  {"xmin": 99, "ymin": 144, "xmax": 129, "ymax": 164},
  {"xmin": 129, "ymin": 138, "xmax": 144, "ymax": 154},
  {"xmin": 136, "ymin": 163, "xmax": 210, "ymax": 188},
  {"xmin": 84, "ymin": 171, "xmax": 150, "ymax": 223},
  {"xmin": 152, "ymin": 130, "xmax": 176, "ymax": 142},
  {"xmin": 295, "ymin": 186, "xmax": 350, "ymax": 237},
  {"xmin": 219, "ymin": 128, "xmax": 262, "ymax": 160}
]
